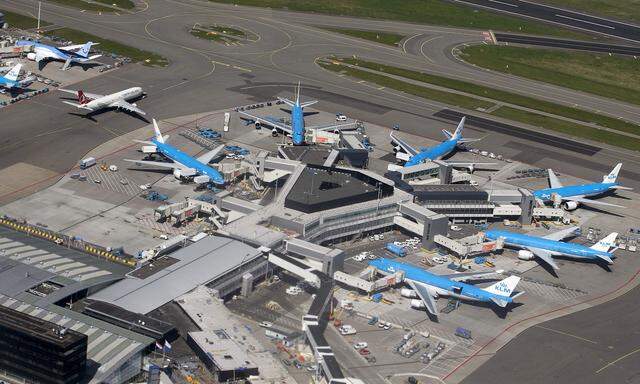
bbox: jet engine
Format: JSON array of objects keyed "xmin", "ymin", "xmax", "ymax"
[
  {"xmin": 562, "ymin": 201, "xmax": 578, "ymax": 211},
  {"xmin": 518, "ymin": 250, "xmax": 535, "ymax": 260},
  {"xmin": 392, "ymin": 145, "xmax": 400, "ymax": 152},
  {"xmin": 467, "ymin": 164, "xmax": 475, "ymax": 174},
  {"xmin": 255, "ymin": 121, "xmax": 262, "ymax": 129},
  {"xmin": 410, "ymin": 299, "xmax": 426, "ymax": 309},
  {"xmin": 26, "ymin": 52, "xmax": 36, "ymax": 61},
  {"xmin": 173, "ymin": 169, "xmax": 182, "ymax": 179},
  {"xmin": 271, "ymin": 128, "xmax": 278, "ymax": 137},
  {"xmin": 400, "ymin": 288, "xmax": 418, "ymax": 299}
]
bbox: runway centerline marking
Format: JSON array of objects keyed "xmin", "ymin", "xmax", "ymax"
[
  {"xmin": 489, "ymin": 0, "xmax": 518, "ymax": 7},
  {"xmin": 534, "ymin": 325, "xmax": 598, "ymax": 345},
  {"xmin": 554, "ymin": 14, "xmax": 615, "ymax": 29},
  {"xmin": 596, "ymin": 346, "xmax": 640, "ymax": 374}
]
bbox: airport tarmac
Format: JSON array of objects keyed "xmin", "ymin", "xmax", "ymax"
[
  {"xmin": 0, "ymin": 2, "xmax": 639, "ymax": 383},
  {"xmin": 2, "ymin": 0, "xmax": 640, "ymax": 203}
]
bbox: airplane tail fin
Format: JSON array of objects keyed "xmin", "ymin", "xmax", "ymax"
[
  {"xmin": 152, "ymin": 119, "xmax": 166, "ymax": 143},
  {"xmin": 483, "ymin": 275, "xmax": 520, "ymax": 297},
  {"xmin": 295, "ymin": 81, "xmax": 300, "ymax": 105},
  {"xmin": 77, "ymin": 42, "xmax": 95, "ymax": 58},
  {"xmin": 603, "ymin": 163, "xmax": 622, "ymax": 184},
  {"xmin": 77, "ymin": 90, "xmax": 90, "ymax": 105},
  {"xmin": 591, "ymin": 232, "xmax": 618, "ymax": 253},
  {"xmin": 451, "ymin": 116, "xmax": 466, "ymax": 140},
  {"xmin": 4, "ymin": 63, "xmax": 21, "ymax": 82}
]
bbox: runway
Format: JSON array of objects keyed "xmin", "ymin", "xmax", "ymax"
[
  {"xmin": 0, "ymin": 1, "xmax": 639, "ymax": 383},
  {"xmin": 454, "ymin": 0, "xmax": 640, "ymax": 43},
  {"xmin": 1, "ymin": 0, "xmax": 639, "ymax": 197},
  {"xmin": 494, "ymin": 33, "xmax": 640, "ymax": 55}
]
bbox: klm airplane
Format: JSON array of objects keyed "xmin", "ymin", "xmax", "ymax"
[
  {"xmin": 533, "ymin": 164, "xmax": 631, "ymax": 210},
  {"xmin": 125, "ymin": 119, "xmax": 225, "ymax": 185},
  {"xmin": 16, "ymin": 40, "xmax": 101, "ymax": 70},
  {"xmin": 0, "ymin": 64, "xmax": 34, "ymax": 90},
  {"xmin": 369, "ymin": 258, "xmax": 523, "ymax": 318},
  {"xmin": 390, "ymin": 117, "xmax": 492, "ymax": 172},
  {"xmin": 485, "ymin": 227, "xmax": 618, "ymax": 270},
  {"xmin": 240, "ymin": 82, "xmax": 353, "ymax": 145}
]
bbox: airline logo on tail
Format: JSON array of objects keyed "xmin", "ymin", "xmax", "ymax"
[
  {"xmin": 603, "ymin": 163, "xmax": 622, "ymax": 184},
  {"xmin": 482, "ymin": 275, "xmax": 520, "ymax": 297},
  {"xmin": 77, "ymin": 42, "xmax": 94, "ymax": 58},
  {"xmin": 77, "ymin": 90, "xmax": 90, "ymax": 105},
  {"xmin": 5, "ymin": 64, "xmax": 21, "ymax": 82}
]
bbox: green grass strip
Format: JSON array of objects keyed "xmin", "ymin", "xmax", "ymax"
[
  {"xmin": 319, "ymin": 27, "xmax": 405, "ymax": 46},
  {"xmin": 0, "ymin": 9, "xmax": 50, "ymax": 29},
  {"xmin": 338, "ymin": 57, "xmax": 639, "ymax": 135}
]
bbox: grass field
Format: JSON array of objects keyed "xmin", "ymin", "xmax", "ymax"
[
  {"xmin": 208, "ymin": 25, "xmax": 246, "ymax": 37},
  {"xmin": 538, "ymin": 1, "xmax": 640, "ymax": 23},
  {"xmin": 94, "ymin": 0, "xmax": 135, "ymax": 9},
  {"xmin": 0, "ymin": 9, "xmax": 50, "ymax": 29},
  {"xmin": 319, "ymin": 58, "xmax": 640, "ymax": 150},
  {"xmin": 209, "ymin": 0, "xmax": 597, "ymax": 40},
  {"xmin": 319, "ymin": 27, "xmax": 405, "ymax": 46},
  {"xmin": 45, "ymin": 28, "xmax": 168, "ymax": 66},
  {"xmin": 335, "ymin": 57, "xmax": 639, "ymax": 135},
  {"xmin": 493, "ymin": 107, "xmax": 640, "ymax": 151},
  {"xmin": 45, "ymin": 0, "xmax": 116, "ymax": 12},
  {"xmin": 318, "ymin": 61, "xmax": 493, "ymax": 111},
  {"xmin": 460, "ymin": 45, "xmax": 640, "ymax": 107}
]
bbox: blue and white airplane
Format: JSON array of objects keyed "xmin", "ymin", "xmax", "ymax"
[
  {"xmin": 485, "ymin": 227, "xmax": 618, "ymax": 270},
  {"xmin": 369, "ymin": 257, "xmax": 523, "ymax": 318},
  {"xmin": 0, "ymin": 64, "xmax": 34, "ymax": 90},
  {"xmin": 240, "ymin": 82, "xmax": 354, "ymax": 145},
  {"xmin": 125, "ymin": 119, "xmax": 225, "ymax": 185},
  {"xmin": 390, "ymin": 117, "xmax": 491, "ymax": 172},
  {"xmin": 533, "ymin": 164, "xmax": 631, "ymax": 210},
  {"xmin": 16, "ymin": 40, "xmax": 101, "ymax": 70}
]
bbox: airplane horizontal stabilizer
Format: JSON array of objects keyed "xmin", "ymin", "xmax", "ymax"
[
  {"xmin": 596, "ymin": 255, "xmax": 614, "ymax": 264},
  {"xmin": 490, "ymin": 297, "xmax": 508, "ymax": 308}
]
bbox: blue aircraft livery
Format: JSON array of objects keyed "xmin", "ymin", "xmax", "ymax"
[
  {"xmin": 390, "ymin": 117, "xmax": 492, "ymax": 171},
  {"xmin": 533, "ymin": 163, "xmax": 630, "ymax": 210},
  {"xmin": 125, "ymin": 119, "xmax": 225, "ymax": 185},
  {"xmin": 240, "ymin": 82, "xmax": 355, "ymax": 145},
  {"xmin": 484, "ymin": 227, "xmax": 618, "ymax": 270},
  {"xmin": 0, "ymin": 64, "xmax": 33, "ymax": 90},
  {"xmin": 369, "ymin": 257, "xmax": 523, "ymax": 318},
  {"xmin": 16, "ymin": 40, "xmax": 101, "ymax": 70}
]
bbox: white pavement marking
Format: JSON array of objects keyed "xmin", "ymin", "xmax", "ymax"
[{"xmin": 554, "ymin": 14, "xmax": 616, "ymax": 29}]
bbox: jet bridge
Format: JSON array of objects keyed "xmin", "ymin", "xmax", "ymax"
[
  {"xmin": 333, "ymin": 268, "xmax": 404, "ymax": 293},
  {"xmin": 434, "ymin": 234, "xmax": 504, "ymax": 256}
]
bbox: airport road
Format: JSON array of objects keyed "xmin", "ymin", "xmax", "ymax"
[
  {"xmin": 1, "ymin": 0, "xmax": 639, "ymax": 199},
  {"xmin": 461, "ymin": 284, "xmax": 640, "ymax": 384},
  {"xmin": 453, "ymin": 0, "xmax": 640, "ymax": 43}
]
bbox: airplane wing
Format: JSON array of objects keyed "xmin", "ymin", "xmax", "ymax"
[
  {"xmin": 562, "ymin": 195, "xmax": 624, "ymax": 208},
  {"xmin": 196, "ymin": 144, "xmax": 225, "ymax": 164},
  {"xmin": 443, "ymin": 161, "xmax": 496, "ymax": 169},
  {"xmin": 124, "ymin": 159, "xmax": 191, "ymax": 171},
  {"xmin": 240, "ymin": 111, "xmax": 292, "ymax": 134},
  {"xmin": 407, "ymin": 280, "xmax": 439, "ymax": 317},
  {"xmin": 59, "ymin": 89, "xmax": 105, "ymax": 100},
  {"xmin": 109, "ymin": 100, "xmax": 146, "ymax": 115},
  {"xmin": 548, "ymin": 169, "xmax": 563, "ymax": 189},
  {"xmin": 35, "ymin": 50, "xmax": 53, "ymax": 63},
  {"xmin": 526, "ymin": 247, "xmax": 559, "ymax": 270},
  {"xmin": 543, "ymin": 226, "xmax": 579, "ymax": 241},
  {"xmin": 59, "ymin": 43, "xmax": 99, "ymax": 52},
  {"xmin": 441, "ymin": 270, "xmax": 502, "ymax": 283},
  {"xmin": 390, "ymin": 132, "xmax": 418, "ymax": 156},
  {"xmin": 308, "ymin": 121, "xmax": 358, "ymax": 132}
]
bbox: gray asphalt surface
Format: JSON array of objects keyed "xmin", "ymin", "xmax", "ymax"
[
  {"xmin": 454, "ymin": 0, "xmax": 640, "ymax": 43},
  {"xmin": 1, "ymin": 2, "xmax": 640, "ymax": 382},
  {"xmin": 2, "ymin": 0, "xmax": 640, "ymax": 196}
]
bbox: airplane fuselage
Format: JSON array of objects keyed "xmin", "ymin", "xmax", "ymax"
[
  {"xmin": 290, "ymin": 105, "xmax": 305, "ymax": 145},
  {"xmin": 86, "ymin": 87, "xmax": 143, "ymax": 111},
  {"xmin": 533, "ymin": 183, "xmax": 616, "ymax": 202},
  {"xmin": 405, "ymin": 138, "xmax": 458, "ymax": 167},
  {"xmin": 152, "ymin": 139, "xmax": 224, "ymax": 185},
  {"xmin": 485, "ymin": 229, "xmax": 613, "ymax": 260},
  {"xmin": 369, "ymin": 258, "xmax": 512, "ymax": 304}
]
